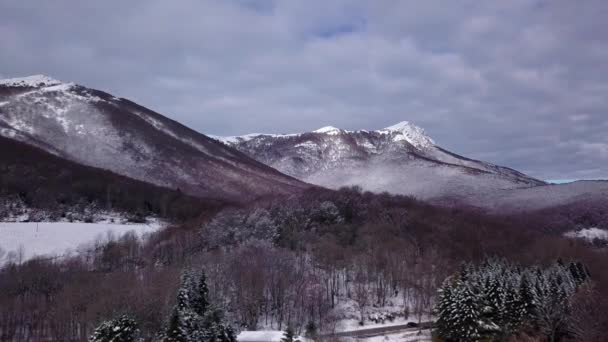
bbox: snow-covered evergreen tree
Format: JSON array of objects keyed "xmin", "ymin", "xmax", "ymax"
[
  {"xmin": 89, "ymin": 315, "xmax": 139, "ymax": 342},
  {"xmin": 435, "ymin": 259, "xmax": 590, "ymax": 341},
  {"xmin": 162, "ymin": 269, "xmax": 236, "ymax": 342},
  {"xmin": 162, "ymin": 307, "xmax": 189, "ymax": 342},
  {"xmin": 280, "ymin": 326, "xmax": 301, "ymax": 342},
  {"xmin": 452, "ymin": 283, "xmax": 482, "ymax": 341},
  {"xmin": 435, "ymin": 277, "xmax": 458, "ymax": 340}
]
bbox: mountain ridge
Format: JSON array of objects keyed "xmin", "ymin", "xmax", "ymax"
[
  {"xmin": 0, "ymin": 75, "xmax": 310, "ymax": 201},
  {"xmin": 212, "ymin": 121, "xmax": 546, "ymax": 200}
]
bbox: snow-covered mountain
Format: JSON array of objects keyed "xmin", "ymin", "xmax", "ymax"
[
  {"xmin": 0, "ymin": 75, "xmax": 308, "ymax": 201},
  {"xmin": 213, "ymin": 121, "xmax": 545, "ymax": 200}
]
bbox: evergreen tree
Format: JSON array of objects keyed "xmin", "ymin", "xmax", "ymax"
[
  {"xmin": 193, "ymin": 270, "xmax": 210, "ymax": 316},
  {"xmin": 304, "ymin": 321, "xmax": 318, "ymax": 340},
  {"xmin": 435, "ymin": 259, "xmax": 590, "ymax": 342},
  {"xmin": 452, "ymin": 283, "xmax": 482, "ymax": 341},
  {"xmin": 501, "ymin": 279, "xmax": 522, "ymax": 337},
  {"xmin": 162, "ymin": 269, "xmax": 236, "ymax": 342},
  {"xmin": 162, "ymin": 307, "xmax": 189, "ymax": 342},
  {"xmin": 516, "ymin": 272, "xmax": 535, "ymax": 327},
  {"xmin": 90, "ymin": 315, "xmax": 139, "ymax": 342},
  {"xmin": 281, "ymin": 326, "xmax": 301, "ymax": 342},
  {"xmin": 435, "ymin": 277, "xmax": 458, "ymax": 340}
]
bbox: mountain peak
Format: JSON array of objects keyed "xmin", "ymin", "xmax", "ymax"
[
  {"xmin": 313, "ymin": 126, "xmax": 343, "ymax": 135},
  {"xmin": 0, "ymin": 74, "xmax": 62, "ymax": 88},
  {"xmin": 378, "ymin": 121, "xmax": 435, "ymax": 149}
]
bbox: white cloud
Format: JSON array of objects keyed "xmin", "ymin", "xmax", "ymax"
[{"xmin": 0, "ymin": 0, "xmax": 607, "ymax": 180}]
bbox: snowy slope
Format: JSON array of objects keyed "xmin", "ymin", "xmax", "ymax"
[
  {"xmin": 0, "ymin": 221, "xmax": 163, "ymax": 263},
  {"xmin": 0, "ymin": 75, "xmax": 308, "ymax": 201},
  {"xmin": 213, "ymin": 121, "xmax": 545, "ymax": 200}
]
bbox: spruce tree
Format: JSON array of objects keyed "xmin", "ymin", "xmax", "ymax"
[
  {"xmin": 435, "ymin": 277, "xmax": 458, "ymax": 340},
  {"xmin": 90, "ymin": 315, "xmax": 139, "ymax": 342},
  {"xmin": 453, "ymin": 284, "xmax": 482, "ymax": 341},
  {"xmin": 193, "ymin": 270, "xmax": 210, "ymax": 316},
  {"xmin": 163, "ymin": 269, "xmax": 236, "ymax": 342},
  {"xmin": 304, "ymin": 321, "xmax": 318, "ymax": 340},
  {"xmin": 281, "ymin": 326, "xmax": 301, "ymax": 342},
  {"xmin": 162, "ymin": 306, "xmax": 189, "ymax": 342}
]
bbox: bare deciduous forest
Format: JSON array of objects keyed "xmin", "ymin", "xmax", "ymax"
[{"xmin": 1, "ymin": 187, "xmax": 607, "ymax": 341}]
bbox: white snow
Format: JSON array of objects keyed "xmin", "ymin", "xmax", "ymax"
[
  {"xmin": 565, "ymin": 227, "xmax": 608, "ymax": 242},
  {"xmin": 378, "ymin": 121, "xmax": 435, "ymax": 149},
  {"xmin": 0, "ymin": 221, "xmax": 164, "ymax": 264},
  {"xmin": 0, "ymin": 75, "xmax": 61, "ymax": 87},
  {"xmin": 214, "ymin": 120, "xmax": 435, "ymax": 149},
  {"xmin": 212, "ymin": 133, "xmax": 298, "ymax": 144},
  {"xmin": 314, "ymin": 126, "xmax": 344, "ymax": 135},
  {"xmin": 342, "ymin": 330, "xmax": 432, "ymax": 342},
  {"xmin": 237, "ymin": 331, "xmax": 303, "ymax": 342},
  {"xmin": 295, "ymin": 141, "xmax": 318, "ymax": 149}
]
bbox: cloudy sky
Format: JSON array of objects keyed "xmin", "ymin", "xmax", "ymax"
[{"xmin": 1, "ymin": 0, "xmax": 607, "ymax": 181}]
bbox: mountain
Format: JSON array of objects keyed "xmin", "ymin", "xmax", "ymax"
[
  {"xmin": 213, "ymin": 121, "xmax": 545, "ymax": 200},
  {"xmin": 0, "ymin": 75, "xmax": 308, "ymax": 201},
  {"xmin": 0, "ymin": 135, "xmax": 224, "ymax": 221}
]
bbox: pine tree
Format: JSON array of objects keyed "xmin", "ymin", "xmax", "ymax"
[
  {"xmin": 516, "ymin": 272, "xmax": 535, "ymax": 327},
  {"xmin": 162, "ymin": 306, "xmax": 189, "ymax": 342},
  {"xmin": 193, "ymin": 270, "xmax": 210, "ymax": 316},
  {"xmin": 281, "ymin": 326, "xmax": 301, "ymax": 342},
  {"xmin": 304, "ymin": 321, "xmax": 318, "ymax": 340},
  {"xmin": 453, "ymin": 284, "xmax": 482, "ymax": 341},
  {"xmin": 89, "ymin": 315, "xmax": 139, "ymax": 342},
  {"xmin": 162, "ymin": 269, "xmax": 236, "ymax": 342},
  {"xmin": 435, "ymin": 277, "xmax": 458, "ymax": 340},
  {"xmin": 501, "ymin": 278, "xmax": 522, "ymax": 337}
]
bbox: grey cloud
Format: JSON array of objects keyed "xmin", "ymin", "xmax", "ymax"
[{"xmin": 0, "ymin": 0, "xmax": 607, "ymax": 180}]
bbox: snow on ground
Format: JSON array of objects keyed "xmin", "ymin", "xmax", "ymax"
[
  {"xmin": 0, "ymin": 75, "xmax": 61, "ymax": 87},
  {"xmin": 337, "ymin": 315, "xmax": 431, "ymax": 333},
  {"xmin": 565, "ymin": 227, "xmax": 608, "ymax": 242},
  {"xmin": 0, "ymin": 221, "xmax": 164, "ymax": 263},
  {"xmin": 237, "ymin": 331, "xmax": 307, "ymax": 342},
  {"xmin": 342, "ymin": 330, "xmax": 432, "ymax": 342},
  {"xmin": 325, "ymin": 296, "xmax": 432, "ymax": 333}
]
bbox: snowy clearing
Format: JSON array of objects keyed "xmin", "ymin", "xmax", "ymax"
[
  {"xmin": 237, "ymin": 330, "xmax": 306, "ymax": 342},
  {"xmin": 0, "ymin": 221, "xmax": 164, "ymax": 263}
]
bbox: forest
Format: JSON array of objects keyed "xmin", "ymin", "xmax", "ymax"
[{"xmin": 1, "ymin": 187, "xmax": 607, "ymax": 341}]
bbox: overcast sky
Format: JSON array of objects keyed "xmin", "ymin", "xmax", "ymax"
[{"xmin": 1, "ymin": 0, "xmax": 607, "ymax": 181}]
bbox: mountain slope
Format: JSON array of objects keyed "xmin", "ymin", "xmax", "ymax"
[
  {"xmin": 0, "ymin": 135, "xmax": 225, "ymax": 221},
  {"xmin": 213, "ymin": 121, "xmax": 545, "ymax": 200},
  {"xmin": 0, "ymin": 75, "xmax": 309, "ymax": 201}
]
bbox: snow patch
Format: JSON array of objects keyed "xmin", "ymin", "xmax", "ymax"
[
  {"xmin": 0, "ymin": 75, "xmax": 62, "ymax": 88},
  {"xmin": 295, "ymin": 141, "xmax": 318, "ymax": 149},
  {"xmin": 237, "ymin": 331, "xmax": 296, "ymax": 342},
  {"xmin": 314, "ymin": 126, "xmax": 344, "ymax": 135},
  {"xmin": 378, "ymin": 121, "xmax": 435, "ymax": 149},
  {"xmin": 565, "ymin": 227, "xmax": 608, "ymax": 242},
  {"xmin": 213, "ymin": 133, "xmax": 298, "ymax": 144}
]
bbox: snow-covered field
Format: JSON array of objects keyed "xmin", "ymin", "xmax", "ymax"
[{"xmin": 0, "ymin": 221, "xmax": 164, "ymax": 263}]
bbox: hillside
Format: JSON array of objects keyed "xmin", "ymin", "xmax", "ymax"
[
  {"xmin": 0, "ymin": 135, "xmax": 225, "ymax": 221},
  {"xmin": 0, "ymin": 75, "xmax": 309, "ymax": 201}
]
